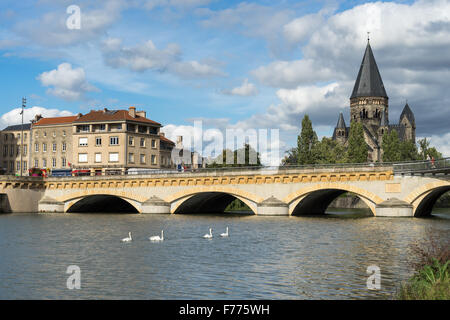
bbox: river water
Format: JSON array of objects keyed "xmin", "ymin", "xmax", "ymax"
[{"xmin": 0, "ymin": 209, "xmax": 449, "ymax": 300}]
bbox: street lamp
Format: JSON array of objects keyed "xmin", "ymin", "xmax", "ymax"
[{"xmin": 20, "ymin": 97, "xmax": 26, "ymax": 177}]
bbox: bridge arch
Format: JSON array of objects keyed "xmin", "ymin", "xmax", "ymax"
[
  {"xmin": 404, "ymin": 181, "xmax": 450, "ymax": 217},
  {"xmin": 284, "ymin": 183, "xmax": 382, "ymax": 216},
  {"xmin": 57, "ymin": 191, "xmax": 143, "ymax": 213},
  {"xmin": 166, "ymin": 187, "xmax": 262, "ymax": 214}
]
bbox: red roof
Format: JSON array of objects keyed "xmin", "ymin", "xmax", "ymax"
[
  {"xmin": 160, "ymin": 135, "xmax": 175, "ymax": 145},
  {"xmin": 33, "ymin": 116, "xmax": 78, "ymax": 126},
  {"xmin": 74, "ymin": 109, "xmax": 161, "ymax": 126}
]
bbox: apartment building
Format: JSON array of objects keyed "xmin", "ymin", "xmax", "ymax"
[
  {"xmin": 71, "ymin": 107, "xmax": 173, "ymax": 174},
  {"xmin": 31, "ymin": 115, "xmax": 78, "ymax": 171},
  {"xmin": 0, "ymin": 123, "xmax": 31, "ymax": 175}
]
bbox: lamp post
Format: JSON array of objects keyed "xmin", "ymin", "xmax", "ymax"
[{"xmin": 20, "ymin": 97, "xmax": 26, "ymax": 177}]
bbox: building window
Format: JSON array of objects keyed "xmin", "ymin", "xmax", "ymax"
[
  {"xmin": 62, "ymin": 157, "xmax": 66, "ymax": 167},
  {"xmin": 77, "ymin": 125, "xmax": 89, "ymax": 133},
  {"xmin": 23, "ymin": 161, "xmax": 27, "ymax": 171},
  {"xmin": 140, "ymin": 154, "xmax": 145, "ymax": 164},
  {"xmin": 63, "ymin": 130, "xmax": 66, "ymax": 136},
  {"xmin": 95, "ymin": 153, "xmax": 102, "ymax": 163},
  {"xmin": 4, "ymin": 134, "xmax": 7, "ymax": 141},
  {"xmin": 140, "ymin": 138, "xmax": 145, "ymax": 147},
  {"xmin": 43, "ymin": 143, "xmax": 47, "ymax": 152},
  {"xmin": 24, "ymin": 133, "xmax": 27, "ymax": 139},
  {"xmin": 151, "ymin": 154, "xmax": 157, "ymax": 165},
  {"xmin": 17, "ymin": 161, "xmax": 20, "ymax": 171},
  {"xmin": 23, "ymin": 145, "xmax": 27, "ymax": 156},
  {"xmin": 109, "ymin": 152, "xmax": 119, "ymax": 162},
  {"xmin": 128, "ymin": 153, "xmax": 134, "ymax": 163},
  {"xmin": 78, "ymin": 153, "xmax": 88, "ymax": 163},
  {"xmin": 151, "ymin": 139, "xmax": 156, "ymax": 148},
  {"xmin": 10, "ymin": 161, "xmax": 14, "ymax": 171},
  {"xmin": 52, "ymin": 143, "xmax": 57, "ymax": 152},
  {"xmin": 3, "ymin": 145, "xmax": 7, "ymax": 157},
  {"xmin": 35, "ymin": 143, "xmax": 39, "ymax": 152},
  {"xmin": 99, "ymin": 124, "xmax": 106, "ymax": 131},
  {"xmin": 43, "ymin": 159, "xmax": 47, "ymax": 167},
  {"xmin": 95, "ymin": 137, "xmax": 102, "ymax": 146},
  {"xmin": 79, "ymin": 137, "xmax": 88, "ymax": 146},
  {"xmin": 62, "ymin": 142, "xmax": 66, "ymax": 152},
  {"xmin": 52, "ymin": 158, "xmax": 57, "ymax": 168},
  {"xmin": 10, "ymin": 145, "xmax": 15, "ymax": 157},
  {"xmin": 44, "ymin": 132, "xmax": 47, "ymax": 137},
  {"xmin": 129, "ymin": 136, "xmax": 134, "ymax": 146},
  {"xmin": 34, "ymin": 159, "xmax": 39, "ymax": 168},
  {"xmin": 52, "ymin": 131, "xmax": 56, "ymax": 137},
  {"xmin": 110, "ymin": 136, "xmax": 119, "ymax": 145}
]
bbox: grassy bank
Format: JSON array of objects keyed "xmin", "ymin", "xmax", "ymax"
[
  {"xmin": 397, "ymin": 259, "xmax": 449, "ymax": 299},
  {"xmin": 396, "ymin": 227, "xmax": 450, "ymax": 300}
]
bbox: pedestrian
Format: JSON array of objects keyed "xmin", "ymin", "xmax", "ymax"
[{"xmin": 431, "ymin": 156, "xmax": 435, "ymax": 168}]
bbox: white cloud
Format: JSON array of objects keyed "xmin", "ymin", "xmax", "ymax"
[
  {"xmin": 37, "ymin": 63, "xmax": 98, "ymax": 101},
  {"xmin": 102, "ymin": 38, "xmax": 225, "ymax": 79},
  {"xmin": 0, "ymin": 106, "xmax": 74, "ymax": 129},
  {"xmin": 222, "ymin": 79, "xmax": 258, "ymax": 96}
]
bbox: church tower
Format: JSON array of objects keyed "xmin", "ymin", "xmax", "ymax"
[{"xmin": 350, "ymin": 40, "xmax": 388, "ymax": 134}]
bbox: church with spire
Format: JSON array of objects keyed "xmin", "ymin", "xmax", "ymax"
[{"xmin": 332, "ymin": 39, "xmax": 416, "ymax": 162}]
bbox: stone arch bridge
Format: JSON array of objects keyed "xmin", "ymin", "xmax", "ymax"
[{"xmin": 1, "ymin": 161, "xmax": 449, "ymax": 217}]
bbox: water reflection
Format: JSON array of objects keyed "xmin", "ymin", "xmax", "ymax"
[{"xmin": 0, "ymin": 210, "xmax": 448, "ymax": 299}]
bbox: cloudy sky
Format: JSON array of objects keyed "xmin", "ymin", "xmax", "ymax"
[{"xmin": 0, "ymin": 0, "xmax": 449, "ymax": 161}]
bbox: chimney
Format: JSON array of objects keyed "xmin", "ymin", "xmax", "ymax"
[
  {"xmin": 103, "ymin": 108, "xmax": 108, "ymax": 113},
  {"xmin": 159, "ymin": 132, "xmax": 165, "ymax": 137},
  {"xmin": 34, "ymin": 114, "xmax": 43, "ymax": 122},
  {"xmin": 128, "ymin": 106, "xmax": 136, "ymax": 118},
  {"xmin": 76, "ymin": 113, "xmax": 82, "ymax": 119},
  {"xmin": 136, "ymin": 110, "xmax": 146, "ymax": 118}
]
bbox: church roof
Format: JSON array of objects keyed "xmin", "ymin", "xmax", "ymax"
[
  {"xmin": 350, "ymin": 42, "xmax": 388, "ymax": 99},
  {"xmin": 399, "ymin": 103, "xmax": 415, "ymax": 125},
  {"xmin": 336, "ymin": 112, "xmax": 346, "ymax": 128}
]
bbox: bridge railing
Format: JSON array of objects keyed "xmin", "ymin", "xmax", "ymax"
[{"xmin": 393, "ymin": 157, "xmax": 450, "ymax": 175}]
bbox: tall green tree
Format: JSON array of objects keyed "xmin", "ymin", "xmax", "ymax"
[
  {"xmin": 346, "ymin": 121, "xmax": 368, "ymax": 163},
  {"xmin": 417, "ymin": 138, "xmax": 443, "ymax": 160},
  {"xmin": 382, "ymin": 130, "xmax": 401, "ymax": 162},
  {"xmin": 281, "ymin": 147, "xmax": 298, "ymax": 165},
  {"xmin": 297, "ymin": 115, "xmax": 318, "ymax": 165},
  {"xmin": 313, "ymin": 137, "xmax": 346, "ymax": 164},
  {"xmin": 399, "ymin": 140, "xmax": 419, "ymax": 161}
]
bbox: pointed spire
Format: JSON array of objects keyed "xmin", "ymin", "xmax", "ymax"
[
  {"xmin": 336, "ymin": 112, "xmax": 346, "ymax": 128},
  {"xmin": 400, "ymin": 102, "xmax": 415, "ymax": 125},
  {"xmin": 350, "ymin": 42, "xmax": 388, "ymax": 99}
]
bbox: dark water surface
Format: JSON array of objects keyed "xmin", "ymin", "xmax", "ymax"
[{"xmin": 0, "ymin": 210, "xmax": 449, "ymax": 299}]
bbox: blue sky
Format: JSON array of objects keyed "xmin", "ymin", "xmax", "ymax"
[{"xmin": 1, "ymin": 0, "xmax": 449, "ymax": 159}]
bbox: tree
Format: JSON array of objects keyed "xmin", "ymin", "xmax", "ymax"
[
  {"xmin": 346, "ymin": 121, "xmax": 368, "ymax": 163},
  {"xmin": 297, "ymin": 115, "xmax": 318, "ymax": 165},
  {"xmin": 382, "ymin": 130, "xmax": 401, "ymax": 162},
  {"xmin": 313, "ymin": 137, "xmax": 346, "ymax": 164},
  {"xmin": 281, "ymin": 148, "xmax": 298, "ymax": 165},
  {"xmin": 399, "ymin": 140, "xmax": 419, "ymax": 161},
  {"xmin": 417, "ymin": 138, "xmax": 443, "ymax": 160}
]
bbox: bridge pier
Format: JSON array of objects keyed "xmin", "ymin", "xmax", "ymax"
[
  {"xmin": 141, "ymin": 196, "xmax": 170, "ymax": 214},
  {"xmin": 38, "ymin": 196, "xmax": 65, "ymax": 213},
  {"xmin": 375, "ymin": 198, "xmax": 413, "ymax": 217},
  {"xmin": 257, "ymin": 196, "xmax": 289, "ymax": 216}
]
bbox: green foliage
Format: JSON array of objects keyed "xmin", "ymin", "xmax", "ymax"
[
  {"xmin": 281, "ymin": 148, "xmax": 298, "ymax": 165},
  {"xmin": 346, "ymin": 121, "xmax": 368, "ymax": 163},
  {"xmin": 297, "ymin": 115, "xmax": 318, "ymax": 165},
  {"xmin": 207, "ymin": 143, "xmax": 261, "ymax": 168},
  {"xmin": 225, "ymin": 199, "xmax": 251, "ymax": 212},
  {"xmin": 397, "ymin": 259, "xmax": 449, "ymax": 300},
  {"xmin": 399, "ymin": 139, "xmax": 419, "ymax": 161},
  {"xmin": 313, "ymin": 137, "xmax": 347, "ymax": 164},
  {"xmin": 418, "ymin": 138, "xmax": 443, "ymax": 160},
  {"xmin": 382, "ymin": 130, "xmax": 401, "ymax": 162}
]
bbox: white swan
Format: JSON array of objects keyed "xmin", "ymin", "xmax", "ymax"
[
  {"xmin": 149, "ymin": 230, "xmax": 164, "ymax": 241},
  {"xmin": 203, "ymin": 228, "xmax": 213, "ymax": 239},
  {"xmin": 122, "ymin": 232, "xmax": 132, "ymax": 242},
  {"xmin": 220, "ymin": 227, "xmax": 229, "ymax": 237}
]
